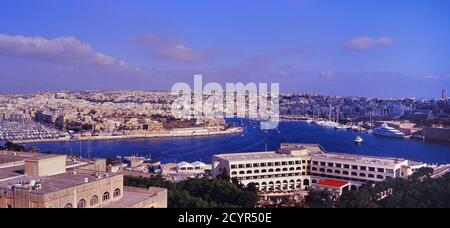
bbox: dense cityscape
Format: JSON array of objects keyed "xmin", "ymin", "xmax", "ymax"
[
  {"xmin": 1, "ymin": 0, "xmax": 449, "ymax": 217},
  {"xmin": 1, "ymin": 89, "xmax": 449, "ymax": 209},
  {"xmin": 1, "ymin": 90, "xmax": 449, "ymax": 144}
]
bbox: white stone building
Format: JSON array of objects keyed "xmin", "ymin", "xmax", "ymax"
[
  {"xmin": 212, "ymin": 143, "xmax": 426, "ymax": 193},
  {"xmin": 212, "ymin": 145, "xmax": 312, "ymax": 192}
]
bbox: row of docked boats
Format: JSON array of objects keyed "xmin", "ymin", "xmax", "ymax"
[
  {"xmin": 305, "ymin": 119, "xmax": 406, "ymax": 139},
  {"xmin": 307, "ymin": 119, "xmax": 364, "ymax": 132}
]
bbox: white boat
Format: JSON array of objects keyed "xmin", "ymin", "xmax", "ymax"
[
  {"xmin": 354, "ymin": 136, "xmax": 363, "ymax": 144},
  {"xmin": 373, "ymin": 124, "xmax": 405, "ymax": 138},
  {"xmin": 334, "ymin": 125, "xmax": 348, "ymax": 130},
  {"xmin": 348, "ymin": 125, "xmax": 360, "ymax": 131},
  {"xmin": 316, "ymin": 120, "xmax": 340, "ymax": 128}
]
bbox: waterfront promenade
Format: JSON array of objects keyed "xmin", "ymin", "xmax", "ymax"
[{"xmin": 13, "ymin": 126, "xmax": 243, "ymax": 144}]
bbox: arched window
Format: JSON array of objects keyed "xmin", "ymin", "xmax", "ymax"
[
  {"xmin": 232, "ymin": 171, "xmax": 237, "ymax": 175},
  {"xmin": 261, "ymin": 169, "xmax": 267, "ymax": 173},
  {"xmin": 282, "ymin": 168, "xmax": 288, "ymax": 171},
  {"xmin": 303, "ymin": 179, "xmax": 310, "ymax": 186},
  {"xmin": 254, "ymin": 170, "xmax": 260, "ymax": 174},
  {"xmin": 268, "ymin": 169, "xmax": 274, "ymax": 173},
  {"xmin": 113, "ymin": 188, "xmax": 121, "ymax": 198},
  {"xmin": 296, "ymin": 167, "xmax": 301, "ymax": 170},
  {"xmin": 77, "ymin": 199, "xmax": 86, "ymax": 208},
  {"xmin": 296, "ymin": 179, "xmax": 302, "ymax": 188},
  {"xmin": 90, "ymin": 195, "xmax": 99, "ymax": 206},
  {"xmin": 289, "ymin": 167, "xmax": 295, "ymax": 171},
  {"xmin": 102, "ymin": 192, "xmax": 110, "ymax": 201},
  {"xmin": 64, "ymin": 203, "xmax": 73, "ymax": 208},
  {"xmin": 359, "ymin": 173, "xmax": 366, "ymax": 177},
  {"xmin": 239, "ymin": 171, "xmax": 245, "ymax": 175},
  {"xmin": 246, "ymin": 170, "xmax": 252, "ymax": 174},
  {"xmin": 275, "ymin": 168, "xmax": 281, "ymax": 172},
  {"xmin": 368, "ymin": 174, "xmax": 375, "ymax": 178}
]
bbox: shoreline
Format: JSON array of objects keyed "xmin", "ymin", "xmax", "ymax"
[{"xmin": 14, "ymin": 127, "xmax": 244, "ymax": 144}]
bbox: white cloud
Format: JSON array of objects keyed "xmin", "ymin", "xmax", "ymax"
[
  {"xmin": 320, "ymin": 70, "xmax": 334, "ymax": 79},
  {"xmin": 344, "ymin": 36, "xmax": 393, "ymax": 51},
  {"xmin": 0, "ymin": 34, "xmax": 130, "ymax": 68},
  {"xmin": 135, "ymin": 34, "xmax": 226, "ymax": 62}
]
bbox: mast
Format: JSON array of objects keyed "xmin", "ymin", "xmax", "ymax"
[{"xmin": 328, "ymin": 103, "xmax": 332, "ymax": 121}]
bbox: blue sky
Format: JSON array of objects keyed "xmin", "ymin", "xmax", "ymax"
[{"xmin": 0, "ymin": 0, "xmax": 449, "ymax": 98}]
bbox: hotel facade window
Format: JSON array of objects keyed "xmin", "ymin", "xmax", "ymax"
[
  {"xmin": 102, "ymin": 192, "xmax": 110, "ymax": 201},
  {"xmin": 90, "ymin": 195, "xmax": 99, "ymax": 206},
  {"xmin": 113, "ymin": 188, "xmax": 121, "ymax": 198},
  {"xmin": 77, "ymin": 199, "xmax": 86, "ymax": 208}
]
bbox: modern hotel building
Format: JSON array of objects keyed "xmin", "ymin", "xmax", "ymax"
[
  {"xmin": 212, "ymin": 143, "xmax": 426, "ymax": 193},
  {"xmin": 212, "ymin": 145, "xmax": 313, "ymax": 192}
]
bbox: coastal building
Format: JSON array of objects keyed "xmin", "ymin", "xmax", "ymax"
[
  {"xmin": 310, "ymin": 149, "xmax": 426, "ymax": 189},
  {"xmin": 212, "ymin": 145, "xmax": 313, "ymax": 192},
  {"xmin": 442, "ymin": 89, "xmax": 448, "ymax": 101},
  {"xmin": 0, "ymin": 152, "xmax": 167, "ymax": 208},
  {"xmin": 212, "ymin": 143, "xmax": 426, "ymax": 193},
  {"xmin": 35, "ymin": 111, "xmax": 55, "ymax": 125}
]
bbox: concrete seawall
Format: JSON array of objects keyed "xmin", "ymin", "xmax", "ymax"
[{"xmin": 14, "ymin": 127, "xmax": 244, "ymax": 144}]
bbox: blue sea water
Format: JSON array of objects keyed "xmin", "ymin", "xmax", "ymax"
[{"xmin": 26, "ymin": 119, "xmax": 450, "ymax": 164}]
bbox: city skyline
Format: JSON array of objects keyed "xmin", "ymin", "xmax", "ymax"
[{"xmin": 0, "ymin": 0, "xmax": 449, "ymax": 98}]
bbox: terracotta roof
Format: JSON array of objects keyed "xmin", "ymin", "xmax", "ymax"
[{"xmin": 317, "ymin": 179, "xmax": 349, "ymax": 188}]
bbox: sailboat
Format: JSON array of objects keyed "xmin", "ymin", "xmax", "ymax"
[{"xmin": 317, "ymin": 103, "xmax": 339, "ymax": 128}]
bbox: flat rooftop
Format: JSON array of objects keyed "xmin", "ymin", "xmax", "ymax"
[
  {"xmin": 0, "ymin": 171, "xmax": 120, "ymax": 194},
  {"xmin": 0, "ymin": 165, "xmax": 24, "ymax": 181},
  {"xmin": 312, "ymin": 152, "xmax": 406, "ymax": 166},
  {"xmin": 280, "ymin": 143, "xmax": 326, "ymax": 154},
  {"xmin": 25, "ymin": 154, "xmax": 66, "ymax": 162},
  {"xmin": 214, "ymin": 151, "xmax": 296, "ymax": 162},
  {"xmin": 103, "ymin": 187, "xmax": 165, "ymax": 208},
  {"xmin": 0, "ymin": 151, "xmax": 44, "ymax": 165}
]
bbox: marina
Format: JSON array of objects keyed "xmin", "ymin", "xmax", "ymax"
[{"xmin": 25, "ymin": 119, "xmax": 450, "ymax": 164}]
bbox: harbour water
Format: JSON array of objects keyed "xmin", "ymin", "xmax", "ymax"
[{"xmin": 26, "ymin": 119, "xmax": 450, "ymax": 164}]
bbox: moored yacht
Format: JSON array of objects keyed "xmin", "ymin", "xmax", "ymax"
[
  {"xmin": 316, "ymin": 120, "xmax": 340, "ymax": 128},
  {"xmin": 373, "ymin": 124, "xmax": 405, "ymax": 138}
]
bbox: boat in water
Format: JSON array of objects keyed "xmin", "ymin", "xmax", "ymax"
[
  {"xmin": 354, "ymin": 136, "xmax": 363, "ymax": 144},
  {"xmin": 335, "ymin": 125, "xmax": 349, "ymax": 130},
  {"xmin": 316, "ymin": 120, "xmax": 340, "ymax": 128},
  {"xmin": 373, "ymin": 124, "xmax": 405, "ymax": 138}
]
